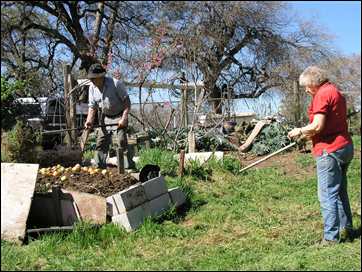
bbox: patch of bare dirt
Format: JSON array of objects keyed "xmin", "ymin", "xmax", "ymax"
[{"xmin": 237, "ymin": 148, "xmax": 316, "ymax": 180}]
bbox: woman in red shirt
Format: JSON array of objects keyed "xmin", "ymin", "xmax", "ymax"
[{"xmin": 288, "ymin": 66, "xmax": 354, "ymax": 245}]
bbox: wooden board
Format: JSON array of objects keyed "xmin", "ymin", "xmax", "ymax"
[
  {"xmin": 239, "ymin": 120, "xmax": 271, "ymax": 152},
  {"xmin": 1, "ymin": 163, "xmax": 39, "ymax": 244}
]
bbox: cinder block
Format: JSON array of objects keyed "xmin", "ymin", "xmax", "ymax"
[
  {"xmin": 168, "ymin": 187, "xmax": 186, "ymax": 207},
  {"xmin": 106, "ymin": 196, "xmax": 117, "ymax": 216},
  {"xmin": 144, "ymin": 193, "xmax": 171, "ymax": 217},
  {"xmin": 112, "ymin": 204, "xmax": 147, "ymax": 232},
  {"xmin": 142, "ymin": 176, "xmax": 168, "ymax": 200},
  {"xmin": 106, "ymin": 183, "xmax": 147, "ymax": 214}
]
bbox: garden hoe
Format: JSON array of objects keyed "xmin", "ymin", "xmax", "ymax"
[
  {"xmin": 41, "ymin": 123, "xmax": 119, "ymax": 152},
  {"xmin": 239, "ymin": 142, "xmax": 297, "ymax": 173}
]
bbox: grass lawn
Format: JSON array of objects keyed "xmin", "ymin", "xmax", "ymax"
[{"xmin": 1, "ymin": 136, "xmax": 361, "ymax": 271}]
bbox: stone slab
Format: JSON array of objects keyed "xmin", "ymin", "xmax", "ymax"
[{"xmin": 1, "ymin": 163, "xmax": 39, "ymax": 244}]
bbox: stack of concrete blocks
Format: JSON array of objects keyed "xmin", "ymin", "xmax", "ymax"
[{"xmin": 106, "ymin": 176, "xmax": 186, "ymax": 231}]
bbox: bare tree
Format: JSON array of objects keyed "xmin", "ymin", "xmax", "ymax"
[
  {"xmin": 322, "ymin": 54, "xmax": 361, "ymax": 109},
  {"xmin": 1, "ymin": 1, "xmax": 147, "ymax": 78},
  {"xmin": 140, "ymin": 1, "xmax": 333, "ymax": 113}
]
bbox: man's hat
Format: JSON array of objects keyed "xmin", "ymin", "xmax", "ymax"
[{"xmin": 87, "ymin": 63, "xmax": 106, "ymax": 79}]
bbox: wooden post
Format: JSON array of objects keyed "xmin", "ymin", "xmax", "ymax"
[
  {"xmin": 227, "ymin": 86, "xmax": 232, "ymax": 119},
  {"xmin": 63, "ymin": 64, "xmax": 72, "ymax": 147},
  {"xmin": 178, "ymin": 149, "xmax": 185, "ymax": 177},
  {"xmin": 188, "ymin": 131, "xmax": 196, "ymax": 153},
  {"xmin": 69, "ymin": 74, "xmax": 77, "ymax": 145},
  {"xmin": 180, "ymin": 86, "xmax": 188, "ymax": 128},
  {"xmin": 117, "ymin": 148, "xmax": 124, "ymax": 174}
]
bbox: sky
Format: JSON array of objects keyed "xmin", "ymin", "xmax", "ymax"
[{"xmin": 289, "ymin": 1, "xmax": 361, "ymax": 55}]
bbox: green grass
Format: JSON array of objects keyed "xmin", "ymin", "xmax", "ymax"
[
  {"xmin": 296, "ymin": 152, "xmax": 315, "ymax": 169},
  {"xmin": 2, "ymin": 136, "xmax": 361, "ymax": 271}
]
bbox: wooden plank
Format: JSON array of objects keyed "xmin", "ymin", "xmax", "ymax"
[
  {"xmin": 1, "ymin": 163, "xmax": 39, "ymax": 244},
  {"xmin": 238, "ymin": 120, "xmax": 272, "ymax": 152}
]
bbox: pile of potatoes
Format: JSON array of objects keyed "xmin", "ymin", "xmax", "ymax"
[{"xmin": 38, "ymin": 163, "xmax": 112, "ymax": 182}]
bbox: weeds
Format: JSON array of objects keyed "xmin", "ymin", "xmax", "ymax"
[
  {"xmin": 136, "ymin": 148, "xmax": 178, "ymax": 176},
  {"xmin": 185, "ymin": 159, "xmax": 213, "ymax": 181}
]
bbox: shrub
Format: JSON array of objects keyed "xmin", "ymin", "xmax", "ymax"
[
  {"xmin": 136, "ymin": 148, "xmax": 178, "ymax": 176},
  {"xmin": 221, "ymin": 156, "xmax": 241, "ymax": 175},
  {"xmin": 1, "ymin": 119, "xmax": 42, "ymax": 163},
  {"xmin": 1, "ymin": 77, "xmax": 26, "ymax": 131}
]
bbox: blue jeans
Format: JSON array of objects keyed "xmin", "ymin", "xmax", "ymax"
[{"xmin": 316, "ymin": 143, "xmax": 354, "ymax": 241}]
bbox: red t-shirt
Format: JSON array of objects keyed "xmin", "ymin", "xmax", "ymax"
[{"xmin": 308, "ymin": 82, "xmax": 352, "ymax": 156}]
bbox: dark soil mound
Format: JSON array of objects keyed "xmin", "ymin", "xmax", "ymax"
[{"xmin": 35, "ymin": 166, "xmax": 139, "ymax": 198}]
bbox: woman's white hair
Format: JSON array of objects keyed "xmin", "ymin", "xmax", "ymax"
[{"xmin": 299, "ymin": 66, "xmax": 329, "ymax": 87}]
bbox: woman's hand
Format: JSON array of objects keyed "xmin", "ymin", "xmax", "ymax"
[{"xmin": 288, "ymin": 128, "xmax": 302, "ymax": 139}]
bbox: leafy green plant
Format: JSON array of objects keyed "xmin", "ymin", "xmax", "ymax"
[
  {"xmin": 136, "ymin": 148, "xmax": 178, "ymax": 176},
  {"xmin": 148, "ymin": 127, "xmax": 236, "ymax": 152},
  {"xmin": 251, "ymin": 122, "xmax": 292, "ymax": 155}
]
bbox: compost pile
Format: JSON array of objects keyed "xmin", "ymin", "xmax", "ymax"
[{"xmin": 35, "ymin": 164, "xmax": 139, "ymax": 197}]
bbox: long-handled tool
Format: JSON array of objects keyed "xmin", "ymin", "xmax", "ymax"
[
  {"xmin": 41, "ymin": 123, "xmax": 119, "ymax": 152},
  {"xmin": 41, "ymin": 123, "xmax": 119, "ymax": 135},
  {"xmin": 239, "ymin": 142, "xmax": 297, "ymax": 173}
]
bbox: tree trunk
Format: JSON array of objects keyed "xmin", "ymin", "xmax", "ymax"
[{"xmin": 211, "ymin": 85, "xmax": 223, "ymax": 114}]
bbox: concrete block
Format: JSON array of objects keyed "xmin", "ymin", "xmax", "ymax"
[
  {"xmin": 107, "ymin": 183, "xmax": 147, "ymax": 214},
  {"xmin": 144, "ymin": 193, "xmax": 171, "ymax": 217},
  {"xmin": 168, "ymin": 187, "xmax": 186, "ymax": 207},
  {"xmin": 142, "ymin": 176, "xmax": 168, "ymax": 200},
  {"xmin": 106, "ymin": 196, "xmax": 116, "ymax": 216},
  {"xmin": 112, "ymin": 204, "xmax": 147, "ymax": 232}
]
